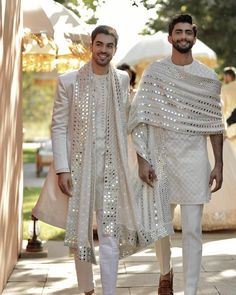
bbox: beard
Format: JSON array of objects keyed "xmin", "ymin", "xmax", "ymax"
[
  {"xmin": 93, "ymin": 53, "xmax": 113, "ymax": 67},
  {"xmin": 172, "ymin": 40, "xmax": 194, "ymax": 53}
]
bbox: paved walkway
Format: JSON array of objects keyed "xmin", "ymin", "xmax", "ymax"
[
  {"xmin": 2, "ymin": 163, "xmax": 236, "ymax": 294},
  {"xmin": 3, "ymin": 232, "xmax": 236, "ymax": 294}
]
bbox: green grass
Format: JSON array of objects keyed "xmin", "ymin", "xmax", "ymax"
[
  {"xmin": 23, "ymin": 121, "xmax": 51, "ymax": 142},
  {"xmin": 23, "ymin": 187, "xmax": 65, "ymax": 241},
  {"xmin": 23, "ymin": 148, "xmax": 37, "ymax": 164}
]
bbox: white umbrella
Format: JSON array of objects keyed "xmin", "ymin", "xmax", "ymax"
[
  {"xmin": 22, "ymin": 0, "xmax": 91, "ymax": 72},
  {"xmin": 118, "ymin": 31, "xmax": 217, "ymax": 77}
]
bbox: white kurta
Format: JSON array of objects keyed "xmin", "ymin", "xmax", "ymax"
[
  {"xmin": 164, "ymin": 58, "xmax": 219, "ymax": 204},
  {"xmin": 93, "ymin": 73, "xmax": 108, "ymax": 210},
  {"xmin": 164, "ymin": 131, "xmax": 211, "ymax": 204},
  {"xmin": 132, "ymin": 57, "xmax": 220, "ymax": 205}
]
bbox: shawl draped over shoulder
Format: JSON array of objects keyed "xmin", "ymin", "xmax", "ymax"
[
  {"xmin": 63, "ymin": 62, "xmax": 173, "ymax": 264},
  {"xmin": 128, "ymin": 59, "xmax": 224, "ymax": 135}
]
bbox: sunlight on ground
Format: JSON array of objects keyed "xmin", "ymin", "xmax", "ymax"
[
  {"xmin": 203, "ymin": 238, "xmax": 236, "ymax": 256},
  {"xmin": 221, "ymin": 269, "xmax": 236, "ymax": 278}
]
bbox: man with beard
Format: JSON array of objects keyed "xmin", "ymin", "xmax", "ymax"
[
  {"xmin": 128, "ymin": 14, "xmax": 224, "ymax": 295},
  {"xmin": 40, "ymin": 25, "xmax": 173, "ymax": 295},
  {"xmin": 51, "ymin": 25, "xmax": 131, "ymax": 295}
]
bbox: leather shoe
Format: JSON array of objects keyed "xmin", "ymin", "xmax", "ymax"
[{"xmin": 158, "ymin": 269, "xmax": 173, "ymax": 295}]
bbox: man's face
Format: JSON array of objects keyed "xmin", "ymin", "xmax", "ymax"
[
  {"xmin": 223, "ymin": 74, "xmax": 232, "ymax": 84},
  {"xmin": 168, "ymin": 22, "xmax": 196, "ymax": 53},
  {"xmin": 91, "ymin": 33, "xmax": 117, "ymax": 67}
]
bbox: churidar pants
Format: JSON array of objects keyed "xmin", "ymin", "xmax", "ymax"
[
  {"xmin": 74, "ymin": 209, "xmax": 119, "ymax": 295},
  {"xmin": 155, "ymin": 204, "xmax": 203, "ymax": 295}
]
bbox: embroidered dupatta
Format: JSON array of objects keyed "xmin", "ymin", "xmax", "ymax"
[
  {"xmin": 64, "ymin": 62, "xmax": 173, "ymax": 264},
  {"xmin": 128, "ymin": 59, "xmax": 224, "ymax": 135}
]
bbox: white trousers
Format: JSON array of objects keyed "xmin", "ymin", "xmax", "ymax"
[
  {"xmin": 74, "ymin": 209, "xmax": 119, "ymax": 295},
  {"xmin": 155, "ymin": 204, "xmax": 203, "ymax": 295}
]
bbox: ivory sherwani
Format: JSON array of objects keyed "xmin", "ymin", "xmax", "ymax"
[{"xmin": 51, "ymin": 62, "xmax": 173, "ymax": 264}]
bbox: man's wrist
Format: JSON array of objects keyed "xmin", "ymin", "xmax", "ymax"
[
  {"xmin": 55, "ymin": 168, "xmax": 70, "ymax": 174},
  {"xmin": 56, "ymin": 171, "xmax": 70, "ymax": 175},
  {"xmin": 137, "ymin": 153, "xmax": 148, "ymax": 163}
]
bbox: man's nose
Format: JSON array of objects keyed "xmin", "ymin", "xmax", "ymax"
[
  {"xmin": 180, "ymin": 32, "xmax": 187, "ymax": 38},
  {"xmin": 179, "ymin": 33, "xmax": 188, "ymax": 41},
  {"xmin": 100, "ymin": 45, "xmax": 108, "ymax": 52}
]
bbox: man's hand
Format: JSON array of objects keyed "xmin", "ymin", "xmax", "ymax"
[
  {"xmin": 209, "ymin": 134, "xmax": 223, "ymax": 193},
  {"xmin": 209, "ymin": 164, "xmax": 223, "ymax": 193},
  {"xmin": 137, "ymin": 155, "xmax": 157, "ymax": 187},
  {"xmin": 58, "ymin": 172, "xmax": 72, "ymax": 197}
]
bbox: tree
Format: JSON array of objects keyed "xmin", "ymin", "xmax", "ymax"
[
  {"xmin": 141, "ymin": 0, "xmax": 236, "ymax": 69},
  {"xmin": 55, "ymin": 0, "xmax": 105, "ymax": 24}
]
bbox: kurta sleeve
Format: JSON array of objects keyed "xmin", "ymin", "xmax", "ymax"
[
  {"xmin": 51, "ymin": 76, "xmax": 70, "ymax": 173},
  {"xmin": 131, "ymin": 123, "xmax": 149, "ymax": 162}
]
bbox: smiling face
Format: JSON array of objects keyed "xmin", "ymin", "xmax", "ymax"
[
  {"xmin": 168, "ymin": 22, "xmax": 196, "ymax": 54},
  {"xmin": 90, "ymin": 33, "xmax": 117, "ymax": 73}
]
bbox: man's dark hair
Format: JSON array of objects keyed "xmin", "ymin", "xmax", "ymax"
[
  {"xmin": 117, "ymin": 63, "xmax": 130, "ymax": 71},
  {"xmin": 168, "ymin": 14, "xmax": 197, "ymax": 37},
  {"xmin": 223, "ymin": 67, "xmax": 236, "ymax": 80},
  {"xmin": 227, "ymin": 108, "xmax": 236, "ymax": 126},
  {"xmin": 91, "ymin": 25, "xmax": 119, "ymax": 47},
  {"xmin": 117, "ymin": 63, "xmax": 137, "ymax": 87}
]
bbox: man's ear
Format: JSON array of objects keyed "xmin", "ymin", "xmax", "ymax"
[
  {"xmin": 168, "ymin": 35, "xmax": 172, "ymax": 45},
  {"xmin": 113, "ymin": 46, "xmax": 117, "ymax": 56}
]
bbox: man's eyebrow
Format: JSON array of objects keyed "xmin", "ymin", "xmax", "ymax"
[
  {"xmin": 95, "ymin": 41, "xmax": 115, "ymax": 46},
  {"xmin": 175, "ymin": 29, "xmax": 194, "ymax": 33}
]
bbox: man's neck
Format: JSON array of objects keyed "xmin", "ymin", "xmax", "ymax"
[
  {"xmin": 171, "ymin": 50, "xmax": 193, "ymax": 66},
  {"xmin": 91, "ymin": 61, "xmax": 109, "ymax": 75}
]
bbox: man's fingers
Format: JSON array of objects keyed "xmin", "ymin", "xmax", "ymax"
[
  {"xmin": 208, "ymin": 177, "xmax": 213, "ymax": 188},
  {"xmin": 209, "ymin": 171, "xmax": 223, "ymax": 193},
  {"xmin": 59, "ymin": 183, "xmax": 72, "ymax": 197},
  {"xmin": 58, "ymin": 173, "xmax": 72, "ymax": 197},
  {"xmin": 140, "ymin": 174, "xmax": 149, "ymax": 183},
  {"xmin": 138, "ymin": 160, "xmax": 157, "ymax": 187},
  {"xmin": 149, "ymin": 168, "xmax": 157, "ymax": 181},
  {"xmin": 211, "ymin": 178, "xmax": 223, "ymax": 193},
  {"xmin": 140, "ymin": 171, "xmax": 157, "ymax": 187}
]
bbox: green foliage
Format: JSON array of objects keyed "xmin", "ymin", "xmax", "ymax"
[
  {"xmin": 23, "ymin": 148, "xmax": 37, "ymax": 164},
  {"xmin": 54, "ymin": 0, "xmax": 105, "ymax": 24},
  {"xmin": 22, "ymin": 73, "xmax": 55, "ymax": 140},
  {"xmin": 23, "ymin": 187, "xmax": 65, "ymax": 241},
  {"xmin": 22, "ymin": 73, "xmax": 54, "ymax": 122},
  {"xmin": 141, "ymin": 0, "xmax": 236, "ymax": 68}
]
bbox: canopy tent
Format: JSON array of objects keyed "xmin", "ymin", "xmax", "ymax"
[{"xmin": 22, "ymin": 0, "xmax": 91, "ymax": 72}]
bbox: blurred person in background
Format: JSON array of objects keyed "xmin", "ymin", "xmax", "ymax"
[{"xmin": 117, "ymin": 63, "xmax": 137, "ymax": 100}]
